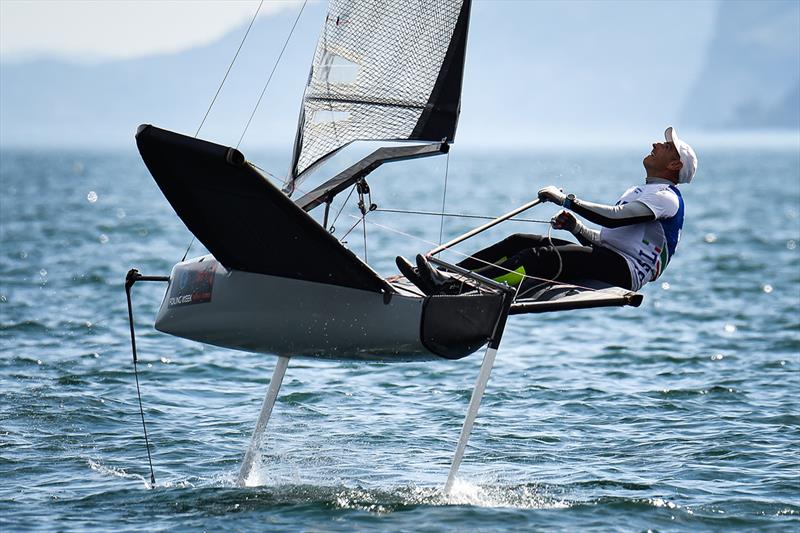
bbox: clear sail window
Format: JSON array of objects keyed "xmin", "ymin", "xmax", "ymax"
[
  {"xmin": 310, "ymin": 110, "xmax": 351, "ymax": 124},
  {"xmin": 317, "ymin": 53, "xmax": 360, "ymax": 85}
]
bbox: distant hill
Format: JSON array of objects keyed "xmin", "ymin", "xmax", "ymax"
[
  {"xmin": 0, "ymin": 1, "xmax": 733, "ymax": 150},
  {"xmin": 681, "ymin": 0, "xmax": 800, "ymax": 130},
  {"xmin": 0, "ymin": 5, "xmax": 326, "ymax": 150}
]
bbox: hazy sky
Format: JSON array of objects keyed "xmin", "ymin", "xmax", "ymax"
[
  {"xmin": 0, "ymin": 0, "xmax": 304, "ymax": 62},
  {"xmin": 1, "ymin": 0, "xmax": 717, "ymax": 64},
  {"xmin": 7, "ymin": 0, "xmax": 762, "ymax": 149}
]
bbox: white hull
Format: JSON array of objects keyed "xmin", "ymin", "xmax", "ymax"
[{"xmin": 155, "ymin": 256, "xmax": 431, "ymax": 361}]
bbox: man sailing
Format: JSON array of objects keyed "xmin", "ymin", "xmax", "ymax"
[{"xmin": 398, "ymin": 127, "xmax": 698, "ymax": 294}]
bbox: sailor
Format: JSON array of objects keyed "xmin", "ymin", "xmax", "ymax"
[{"xmin": 399, "ymin": 127, "xmax": 697, "ymax": 294}]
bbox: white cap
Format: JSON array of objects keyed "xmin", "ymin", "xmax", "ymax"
[{"xmin": 665, "ymin": 126, "xmax": 697, "ymax": 184}]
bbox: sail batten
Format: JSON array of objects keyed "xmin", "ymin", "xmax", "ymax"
[
  {"xmin": 305, "ymin": 97, "xmax": 427, "ymax": 109},
  {"xmin": 287, "ymin": 0, "xmax": 471, "ymax": 190}
]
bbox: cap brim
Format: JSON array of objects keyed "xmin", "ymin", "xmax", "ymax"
[
  {"xmin": 665, "ymin": 126, "xmax": 679, "ymax": 145},
  {"xmin": 665, "ymin": 126, "xmax": 695, "ymax": 183}
]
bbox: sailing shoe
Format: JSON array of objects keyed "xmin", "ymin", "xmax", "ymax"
[
  {"xmin": 395, "ymin": 256, "xmax": 433, "ymax": 294},
  {"xmin": 415, "ymin": 254, "xmax": 465, "ymax": 295}
]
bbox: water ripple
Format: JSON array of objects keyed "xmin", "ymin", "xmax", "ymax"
[{"xmin": 1, "ymin": 149, "xmax": 798, "ymax": 531}]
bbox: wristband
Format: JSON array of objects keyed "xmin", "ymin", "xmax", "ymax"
[{"xmin": 563, "ymin": 193, "xmax": 576, "ymax": 209}]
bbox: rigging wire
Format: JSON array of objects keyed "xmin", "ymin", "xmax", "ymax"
[
  {"xmin": 182, "ymin": 1, "xmax": 304, "ymax": 260},
  {"xmin": 438, "ymin": 151, "xmax": 450, "ymax": 245},
  {"xmin": 328, "ymin": 184, "xmax": 357, "ymax": 233},
  {"xmin": 362, "ymin": 216, "xmax": 368, "ymax": 263},
  {"xmin": 195, "ymin": 0, "xmax": 264, "ymax": 138},
  {"xmin": 180, "ymin": 237, "xmax": 195, "ymax": 263},
  {"xmin": 341, "ymin": 217, "xmax": 362, "ymax": 240},
  {"xmin": 251, "ymin": 162, "xmax": 316, "ymax": 200},
  {"xmin": 237, "ymin": 0, "xmax": 309, "ymax": 149},
  {"xmin": 249, "ymin": 162, "xmax": 282, "ymax": 183}
]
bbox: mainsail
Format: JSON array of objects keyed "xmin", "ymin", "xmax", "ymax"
[{"xmin": 286, "ymin": 0, "xmax": 471, "ymax": 192}]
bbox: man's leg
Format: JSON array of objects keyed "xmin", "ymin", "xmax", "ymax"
[
  {"xmin": 472, "ymin": 243, "xmax": 632, "ymax": 289},
  {"xmin": 457, "ymin": 233, "xmax": 573, "ymax": 271}
]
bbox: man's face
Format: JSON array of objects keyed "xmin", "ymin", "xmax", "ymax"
[{"xmin": 644, "ymin": 141, "xmax": 681, "ymax": 171}]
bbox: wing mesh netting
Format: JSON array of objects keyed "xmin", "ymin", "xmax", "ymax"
[{"xmin": 288, "ymin": 0, "xmax": 468, "ymax": 186}]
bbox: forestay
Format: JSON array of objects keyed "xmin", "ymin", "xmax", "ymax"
[{"xmin": 286, "ymin": 0, "xmax": 471, "ymax": 192}]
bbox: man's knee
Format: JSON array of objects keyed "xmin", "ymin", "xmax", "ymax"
[{"xmin": 517, "ymin": 247, "xmax": 561, "ymax": 277}]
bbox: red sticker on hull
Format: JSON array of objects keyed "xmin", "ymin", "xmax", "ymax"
[{"xmin": 167, "ymin": 261, "xmax": 217, "ymax": 307}]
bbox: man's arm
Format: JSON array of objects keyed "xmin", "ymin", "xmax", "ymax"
[{"xmin": 539, "ymin": 186, "xmax": 656, "ymax": 228}]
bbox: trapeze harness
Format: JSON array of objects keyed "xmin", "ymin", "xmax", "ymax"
[{"xmin": 457, "ymin": 178, "xmax": 685, "ymax": 291}]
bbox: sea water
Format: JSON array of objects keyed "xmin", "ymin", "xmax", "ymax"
[{"xmin": 1, "ymin": 146, "xmax": 798, "ymax": 531}]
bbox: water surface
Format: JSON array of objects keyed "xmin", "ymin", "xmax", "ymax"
[{"xmin": 1, "ymin": 146, "xmax": 798, "ymax": 531}]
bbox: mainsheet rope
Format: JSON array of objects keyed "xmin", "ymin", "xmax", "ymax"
[{"xmin": 546, "ymin": 221, "xmax": 564, "ymax": 284}]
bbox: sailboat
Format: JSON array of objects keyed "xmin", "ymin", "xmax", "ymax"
[{"xmin": 129, "ymin": 0, "xmax": 642, "ymax": 490}]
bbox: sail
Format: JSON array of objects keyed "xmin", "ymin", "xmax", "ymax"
[{"xmin": 287, "ymin": 0, "xmax": 471, "ymax": 190}]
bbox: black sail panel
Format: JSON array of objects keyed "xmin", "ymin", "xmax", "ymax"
[{"xmin": 410, "ymin": 0, "xmax": 471, "ymax": 141}]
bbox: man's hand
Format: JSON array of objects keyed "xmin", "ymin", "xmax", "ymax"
[
  {"xmin": 551, "ymin": 210, "xmax": 577, "ymax": 232},
  {"xmin": 537, "ymin": 185, "xmax": 566, "ymax": 205}
]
